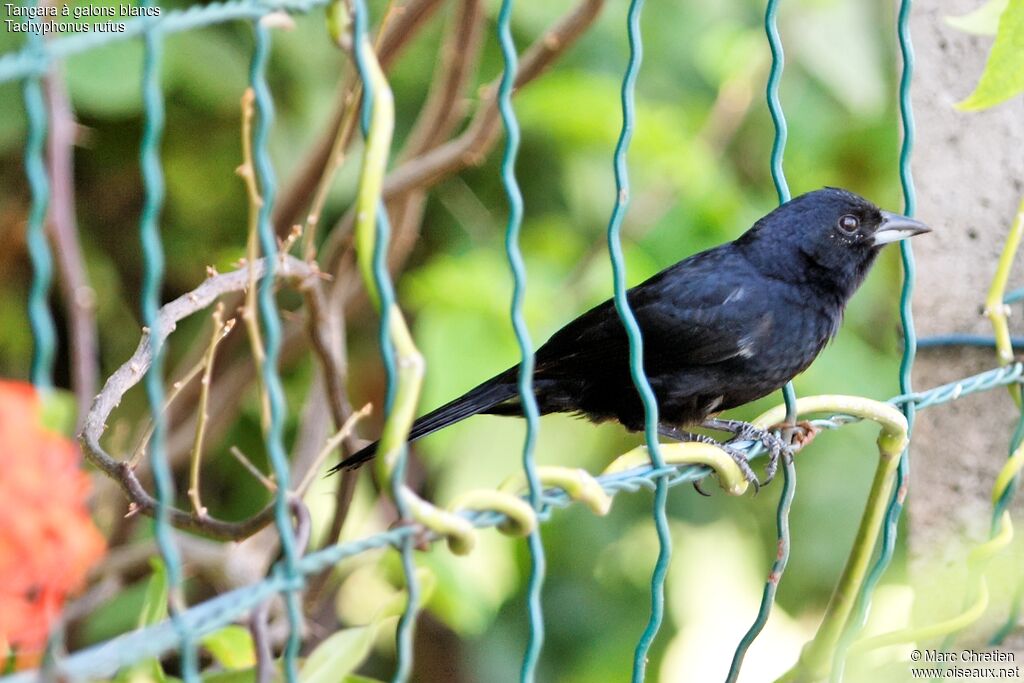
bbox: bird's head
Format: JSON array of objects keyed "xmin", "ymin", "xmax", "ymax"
[{"xmin": 736, "ymin": 187, "xmax": 930, "ymax": 297}]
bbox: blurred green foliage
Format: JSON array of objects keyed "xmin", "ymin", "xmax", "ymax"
[{"xmin": 0, "ymin": 0, "xmax": 921, "ymax": 679}]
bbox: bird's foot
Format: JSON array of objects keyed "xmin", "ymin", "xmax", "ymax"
[
  {"xmin": 657, "ymin": 424, "xmax": 761, "ymax": 493},
  {"xmin": 719, "ymin": 442, "xmax": 761, "ymax": 494},
  {"xmin": 701, "ymin": 418, "xmax": 792, "ymax": 487}
]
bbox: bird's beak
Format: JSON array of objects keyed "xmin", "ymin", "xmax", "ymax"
[{"xmin": 872, "ymin": 211, "xmax": 932, "ymax": 246}]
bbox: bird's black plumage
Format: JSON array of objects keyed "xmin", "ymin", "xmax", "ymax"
[{"xmin": 333, "ymin": 188, "xmax": 929, "ymax": 472}]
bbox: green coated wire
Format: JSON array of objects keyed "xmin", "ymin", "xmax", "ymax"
[
  {"xmin": 137, "ymin": 6, "xmax": 198, "ymax": 680},
  {"xmin": 494, "ymin": 1, "xmax": 547, "ymax": 680},
  {"xmin": 725, "ymin": 3, "xmax": 798, "ymax": 679},
  {"xmin": 603, "ymin": 0, "xmax": 673, "ymax": 679},
  {"xmin": 726, "ymin": 457, "xmax": 795, "ymax": 683},
  {"xmin": 349, "ymin": 1, "xmax": 419, "ymax": 679},
  {"xmin": 5, "ymin": 361, "xmax": 1024, "ymax": 683},
  {"xmin": 22, "ymin": 7, "xmax": 55, "ymax": 391},
  {"xmin": 831, "ymin": 1, "xmax": 917, "ymax": 677},
  {"xmin": 1004, "ymin": 286, "xmax": 1024, "ymax": 305},
  {"xmin": 249, "ymin": 21, "xmax": 303, "ymax": 681},
  {"xmin": 0, "ymin": 0, "xmax": 336, "ymax": 83},
  {"xmin": 764, "ymin": 0, "xmax": 790, "ymax": 207}
]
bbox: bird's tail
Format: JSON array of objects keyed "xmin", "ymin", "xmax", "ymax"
[{"xmin": 329, "ymin": 372, "xmax": 518, "ymax": 472}]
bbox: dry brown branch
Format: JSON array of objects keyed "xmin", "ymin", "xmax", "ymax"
[
  {"xmin": 319, "ymin": 0, "xmax": 606, "ymax": 293},
  {"xmin": 44, "ymin": 68, "xmax": 98, "ymax": 426},
  {"xmin": 79, "ymin": 256, "xmax": 323, "ymax": 540},
  {"xmin": 372, "ymin": 0, "xmax": 604, "ymax": 202},
  {"xmin": 302, "ymin": 278, "xmax": 364, "ymax": 543},
  {"xmin": 149, "ymin": 0, "xmax": 448, "ymax": 481},
  {"xmin": 374, "ymin": 0, "xmax": 486, "ymax": 285},
  {"xmin": 271, "ymin": 0, "xmax": 446, "ymax": 238},
  {"xmin": 401, "ymin": 0, "xmax": 485, "ymax": 160}
]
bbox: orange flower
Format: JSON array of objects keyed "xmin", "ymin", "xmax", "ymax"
[{"xmin": 0, "ymin": 381, "xmax": 106, "ymax": 669}]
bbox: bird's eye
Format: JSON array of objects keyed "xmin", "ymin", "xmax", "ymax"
[{"xmin": 838, "ymin": 215, "xmax": 859, "ymax": 233}]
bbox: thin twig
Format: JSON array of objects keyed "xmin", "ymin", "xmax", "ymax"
[
  {"xmin": 301, "ymin": 278, "xmax": 360, "ymax": 515},
  {"xmin": 399, "ymin": 0, "xmax": 485, "ymax": 161},
  {"xmin": 188, "ymin": 303, "xmax": 236, "ymax": 517},
  {"xmin": 238, "ymin": 88, "xmax": 272, "ymax": 434},
  {"xmin": 230, "ymin": 446, "xmax": 278, "ymax": 492},
  {"xmin": 249, "ymin": 601, "xmax": 274, "ymax": 683},
  {"xmin": 127, "ymin": 357, "xmax": 206, "ymax": 469},
  {"xmin": 296, "ymin": 403, "xmax": 371, "ymax": 496}
]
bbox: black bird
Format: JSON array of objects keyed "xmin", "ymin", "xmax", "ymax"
[{"xmin": 333, "ymin": 188, "xmax": 929, "ymax": 483}]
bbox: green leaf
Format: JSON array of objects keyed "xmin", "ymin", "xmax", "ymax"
[
  {"xmin": 947, "ymin": 0, "xmax": 1008, "ymax": 35},
  {"xmin": 958, "ymin": 0, "xmax": 1024, "ymax": 110},
  {"xmin": 298, "ymin": 617, "xmax": 397, "ymax": 683},
  {"xmin": 343, "ymin": 676, "xmax": 386, "ymax": 683},
  {"xmin": 138, "ymin": 558, "xmax": 169, "ymax": 628},
  {"xmin": 201, "ymin": 626, "xmax": 256, "ymax": 670},
  {"xmin": 116, "ymin": 559, "xmax": 171, "ymax": 683}
]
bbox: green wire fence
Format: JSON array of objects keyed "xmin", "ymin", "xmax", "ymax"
[
  {"xmin": 135, "ymin": 5, "xmax": 199, "ymax": 681},
  {"xmin": 494, "ymin": 0, "xmax": 546, "ymax": 678},
  {"xmin": 4, "ymin": 0, "xmax": 1022, "ymax": 680}
]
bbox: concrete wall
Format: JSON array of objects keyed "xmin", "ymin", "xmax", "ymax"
[{"xmin": 906, "ymin": 0, "xmax": 1023, "ymax": 652}]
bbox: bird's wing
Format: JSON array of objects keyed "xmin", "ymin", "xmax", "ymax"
[{"xmin": 535, "ymin": 246, "xmax": 771, "ymax": 375}]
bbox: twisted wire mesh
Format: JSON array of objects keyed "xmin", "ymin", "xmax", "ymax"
[{"xmin": 3, "ymin": 362, "xmax": 1020, "ymax": 682}]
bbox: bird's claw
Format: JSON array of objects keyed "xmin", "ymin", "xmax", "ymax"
[
  {"xmin": 720, "ymin": 443, "xmax": 761, "ymax": 494},
  {"xmin": 702, "ymin": 418, "xmax": 795, "ymax": 488},
  {"xmin": 658, "ymin": 423, "xmax": 761, "ymax": 494},
  {"xmin": 745, "ymin": 428, "xmax": 788, "ymax": 487}
]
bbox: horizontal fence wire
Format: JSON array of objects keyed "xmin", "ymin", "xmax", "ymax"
[
  {"xmin": 918, "ymin": 334, "xmax": 1024, "ymax": 350},
  {"xmin": 0, "ymin": 0, "xmax": 332, "ymax": 82},
  {"xmin": 5, "ymin": 361, "xmax": 1021, "ymax": 683}
]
